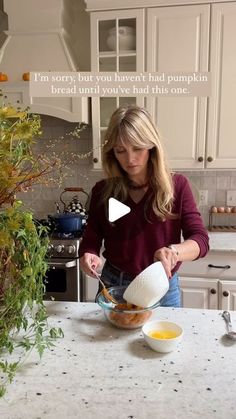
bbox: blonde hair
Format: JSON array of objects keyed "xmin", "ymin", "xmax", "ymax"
[{"xmin": 102, "ymin": 105, "xmax": 174, "ymax": 220}]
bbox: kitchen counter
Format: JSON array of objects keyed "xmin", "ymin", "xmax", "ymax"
[
  {"xmin": 1, "ymin": 302, "xmax": 236, "ymax": 419},
  {"xmin": 208, "ymin": 232, "xmax": 236, "ymax": 252}
]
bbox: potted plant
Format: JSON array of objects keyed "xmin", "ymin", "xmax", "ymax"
[{"xmin": 0, "ymin": 103, "xmax": 64, "ymax": 397}]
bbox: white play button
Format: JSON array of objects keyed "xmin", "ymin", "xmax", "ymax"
[{"xmin": 108, "ymin": 198, "xmax": 131, "ymax": 222}]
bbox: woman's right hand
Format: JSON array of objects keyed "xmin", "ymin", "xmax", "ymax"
[{"xmin": 79, "ymin": 253, "xmax": 102, "ymax": 278}]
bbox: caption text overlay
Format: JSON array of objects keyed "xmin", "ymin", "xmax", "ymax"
[{"xmin": 29, "ymin": 72, "xmax": 211, "ymax": 97}]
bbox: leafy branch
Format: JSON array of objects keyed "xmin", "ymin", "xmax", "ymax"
[{"xmin": 0, "ymin": 104, "xmax": 66, "ymax": 397}]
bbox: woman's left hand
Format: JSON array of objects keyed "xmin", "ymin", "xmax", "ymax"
[{"xmin": 153, "ymin": 247, "xmax": 178, "ymax": 279}]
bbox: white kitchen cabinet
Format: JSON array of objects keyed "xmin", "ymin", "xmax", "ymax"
[
  {"xmin": 147, "ymin": 2, "xmax": 236, "ymax": 169},
  {"xmin": 146, "ymin": 4, "xmax": 210, "ymax": 169},
  {"xmin": 89, "ymin": 9, "xmax": 145, "ymax": 168},
  {"xmin": 219, "ymin": 281, "xmax": 236, "ymax": 310},
  {"xmin": 84, "ymin": 274, "xmax": 99, "ymax": 302},
  {"xmin": 179, "ymin": 277, "xmax": 218, "ymax": 309},
  {"xmin": 86, "ymin": 0, "xmax": 236, "ymax": 169},
  {"xmin": 179, "ymin": 251, "xmax": 236, "ymax": 309},
  {"xmin": 206, "ymin": 2, "xmax": 236, "ymax": 168}
]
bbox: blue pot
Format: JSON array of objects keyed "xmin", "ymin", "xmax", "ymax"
[{"xmin": 52, "ymin": 213, "xmax": 83, "ymax": 233}]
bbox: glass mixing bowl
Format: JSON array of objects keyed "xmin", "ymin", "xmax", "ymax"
[{"xmin": 96, "ymin": 285, "xmax": 160, "ymax": 329}]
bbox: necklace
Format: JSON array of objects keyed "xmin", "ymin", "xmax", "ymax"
[{"xmin": 127, "ymin": 180, "xmax": 149, "ymax": 190}]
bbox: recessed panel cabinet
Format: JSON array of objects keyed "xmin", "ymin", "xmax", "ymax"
[
  {"xmin": 86, "ymin": 0, "xmax": 236, "ymax": 169},
  {"xmin": 219, "ymin": 281, "xmax": 236, "ymax": 310},
  {"xmin": 147, "ymin": 2, "xmax": 236, "ymax": 169},
  {"xmin": 179, "ymin": 277, "xmax": 218, "ymax": 309},
  {"xmin": 179, "ymin": 251, "xmax": 236, "ymax": 310},
  {"xmin": 146, "ymin": 4, "xmax": 210, "ymax": 169},
  {"xmin": 206, "ymin": 2, "xmax": 236, "ymax": 169}
]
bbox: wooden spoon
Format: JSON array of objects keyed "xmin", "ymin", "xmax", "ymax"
[{"xmin": 93, "ymin": 271, "xmax": 118, "ymax": 304}]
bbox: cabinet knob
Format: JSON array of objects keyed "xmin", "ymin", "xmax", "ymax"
[
  {"xmin": 210, "ymin": 288, "xmax": 217, "ymax": 294},
  {"xmin": 93, "ymin": 157, "xmax": 98, "ymax": 163},
  {"xmin": 197, "ymin": 156, "xmax": 204, "ymax": 162},
  {"xmin": 223, "ymin": 291, "xmax": 229, "ymax": 297},
  {"xmin": 207, "ymin": 156, "xmax": 213, "ymax": 162}
]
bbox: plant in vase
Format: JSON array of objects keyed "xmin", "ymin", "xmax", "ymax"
[{"xmin": 0, "ymin": 103, "xmax": 64, "ymax": 397}]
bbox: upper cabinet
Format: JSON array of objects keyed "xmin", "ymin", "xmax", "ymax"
[
  {"xmin": 146, "ymin": 5, "xmax": 210, "ymax": 170},
  {"xmin": 206, "ymin": 2, "xmax": 236, "ymax": 169},
  {"xmin": 86, "ymin": 0, "xmax": 236, "ymax": 169},
  {"xmin": 147, "ymin": 2, "xmax": 236, "ymax": 169},
  {"xmin": 89, "ymin": 9, "xmax": 145, "ymax": 168},
  {"xmin": 0, "ymin": 0, "xmax": 88, "ymax": 123}
]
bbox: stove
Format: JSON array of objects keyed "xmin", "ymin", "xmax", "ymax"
[
  {"xmin": 34, "ymin": 217, "xmax": 84, "ymax": 302},
  {"xmin": 34, "ymin": 217, "xmax": 85, "ymax": 302},
  {"xmin": 48, "ymin": 237, "xmax": 81, "ymax": 259}
]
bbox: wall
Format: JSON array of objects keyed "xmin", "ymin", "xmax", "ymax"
[
  {"xmin": 17, "ymin": 114, "xmax": 236, "ymax": 228},
  {"xmin": 17, "ymin": 115, "xmax": 102, "ymax": 219},
  {"xmin": 3, "ymin": 0, "xmax": 236, "ymax": 227},
  {"xmin": 183, "ymin": 171, "xmax": 236, "ymax": 228}
]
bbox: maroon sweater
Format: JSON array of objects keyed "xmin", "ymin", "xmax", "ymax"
[{"xmin": 79, "ymin": 174, "xmax": 209, "ymax": 276}]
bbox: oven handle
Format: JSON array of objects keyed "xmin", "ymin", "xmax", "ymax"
[{"xmin": 48, "ymin": 260, "xmax": 77, "ymax": 269}]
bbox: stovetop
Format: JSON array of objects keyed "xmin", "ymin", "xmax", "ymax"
[
  {"xmin": 35, "ymin": 218, "xmax": 83, "ymax": 258},
  {"xmin": 48, "ymin": 237, "xmax": 81, "ymax": 258}
]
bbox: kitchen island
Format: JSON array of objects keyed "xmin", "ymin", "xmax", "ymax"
[{"xmin": 1, "ymin": 302, "xmax": 236, "ymax": 419}]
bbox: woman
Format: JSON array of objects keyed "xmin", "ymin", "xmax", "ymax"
[{"xmin": 79, "ymin": 105, "xmax": 209, "ymax": 307}]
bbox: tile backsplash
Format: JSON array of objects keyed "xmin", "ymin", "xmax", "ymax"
[
  {"xmin": 18, "ymin": 115, "xmax": 236, "ymax": 228},
  {"xmin": 183, "ymin": 171, "xmax": 236, "ymax": 228}
]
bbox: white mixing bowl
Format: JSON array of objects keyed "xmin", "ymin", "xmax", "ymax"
[{"xmin": 123, "ymin": 261, "xmax": 169, "ymax": 308}]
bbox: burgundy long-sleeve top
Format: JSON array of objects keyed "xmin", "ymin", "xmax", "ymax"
[{"xmin": 79, "ymin": 174, "xmax": 209, "ymax": 276}]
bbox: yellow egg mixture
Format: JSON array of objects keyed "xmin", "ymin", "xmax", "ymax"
[{"xmin": 148, "ymin": 330, "xmax": 178, "ymax": 339}]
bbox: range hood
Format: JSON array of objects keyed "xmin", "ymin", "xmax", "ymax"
[{"xmin": 0, "ymin": 0, "xmax": 88, "ymax": 122}]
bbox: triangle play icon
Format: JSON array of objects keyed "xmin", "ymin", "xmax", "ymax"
[{"xmin": 108, "ymin": 198, "xmax": 131, "ymax": 222}]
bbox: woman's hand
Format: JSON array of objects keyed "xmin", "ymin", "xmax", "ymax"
[
  {"xmin": 153, "ymin": 247, "xmax": 178, "ymax": 279},
  {"xmin": 79, "ymin": 253, "xmax": 102, "ymax": 278}
]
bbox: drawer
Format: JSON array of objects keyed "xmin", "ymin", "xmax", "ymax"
[{"xmin": 178, "ymin": 252, "xmax": 236, "ymax": 279}]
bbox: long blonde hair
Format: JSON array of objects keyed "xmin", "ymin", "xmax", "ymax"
[{"xmin": 102, "ymin": 105, "xmax": 174, "ymax": 220}]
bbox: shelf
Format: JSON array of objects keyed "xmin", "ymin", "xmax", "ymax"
[
  {"xmin": 209, "ymin": 212, "xmax": 236, "ymax": 215},
  {"xmin": 209, "ymin": 226, "xmax": 236, "ymax": 232},
  {"xmin": 99, "ymin": 50, "xmax": 136, "ymax": 57},
  {"xmin": 209, "ymin": 209, "xmax": 236, "ymax": 232}
]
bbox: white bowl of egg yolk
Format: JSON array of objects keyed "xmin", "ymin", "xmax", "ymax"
[{"xmin": 142, "ymin": 320, "xmax": 183, "ymax": 353}]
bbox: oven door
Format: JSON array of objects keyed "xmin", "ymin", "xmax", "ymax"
[{"xmin": 44, "ymin": 258, "xmax": 81, "ymax": 302}]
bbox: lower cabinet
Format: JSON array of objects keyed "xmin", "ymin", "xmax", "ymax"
[
  {"xmin": 179, "ymin": 277, "xmax": 218, "ymax": 309},
  {"xmin": 178, "ymin": 251, "xmax": 236, "ymax": 310},
  {"xmin": 82, "ymin": 250, "xmax": 236, "ymax": 308},
  {"xmin": 218, "ymin": 281, "xmax": 236, "ymax": 311},
  {"xmin": 83, "ymin": 272, "xmax": 98, "ymax": 302}
]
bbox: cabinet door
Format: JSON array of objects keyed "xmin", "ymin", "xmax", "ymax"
[
  {"xmin": 147, "ymin": 5, "xmax": 210, "ymax": 169},
  {"xmin": 219, "ymin": 280, "xmax": 236, "ymax": 311},
  {"xmin": 178, "ymin": 252, "xmax": 236, "ymax": 280},
  {"xmin": 179, "ymin": 277, "xmax": 218, "ymax": 309},
  {"xmin": 90, "ymin": 9, "xmax": 145, "ymax": 169},
  {"xmin": 83, "ymin": 272, "xmax": 99, "ymax": 302},
  {"xmin": 206, "ymin": 2, "xmax": 236, "ymax": 169}
]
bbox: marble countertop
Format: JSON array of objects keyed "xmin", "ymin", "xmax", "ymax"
[
  {"xmin": 208, "ymin": 232, "xmax": 236, "ymax": 252},
  {"xmin": 1, "ymin": 302, "xmax": 236, "ymax": 419}
]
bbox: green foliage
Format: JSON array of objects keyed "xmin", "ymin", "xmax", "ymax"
[
  {"xmin": 0, "ymin": 106, "xmax": 64, "ymax": 396},
  {"xmin": 0, "ymin": 105, "xmax": 61, "ymax": 207},
  {"xmin": 0, "ymin": 202, "xmax": 64, "ymax": 395}
]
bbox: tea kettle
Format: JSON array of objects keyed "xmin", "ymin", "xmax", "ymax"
[
  {"xmin": 59, "ymin": 187, "xmax": 89, "ymax": 215},
  {"xmin": 50, "ymin": 187, "xmax": 89, "ymax": 234}
]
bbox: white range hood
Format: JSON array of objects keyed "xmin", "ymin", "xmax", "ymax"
[{"xmin": 0, "ymin": 0, "xmax": 88, "ymax": 122}]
